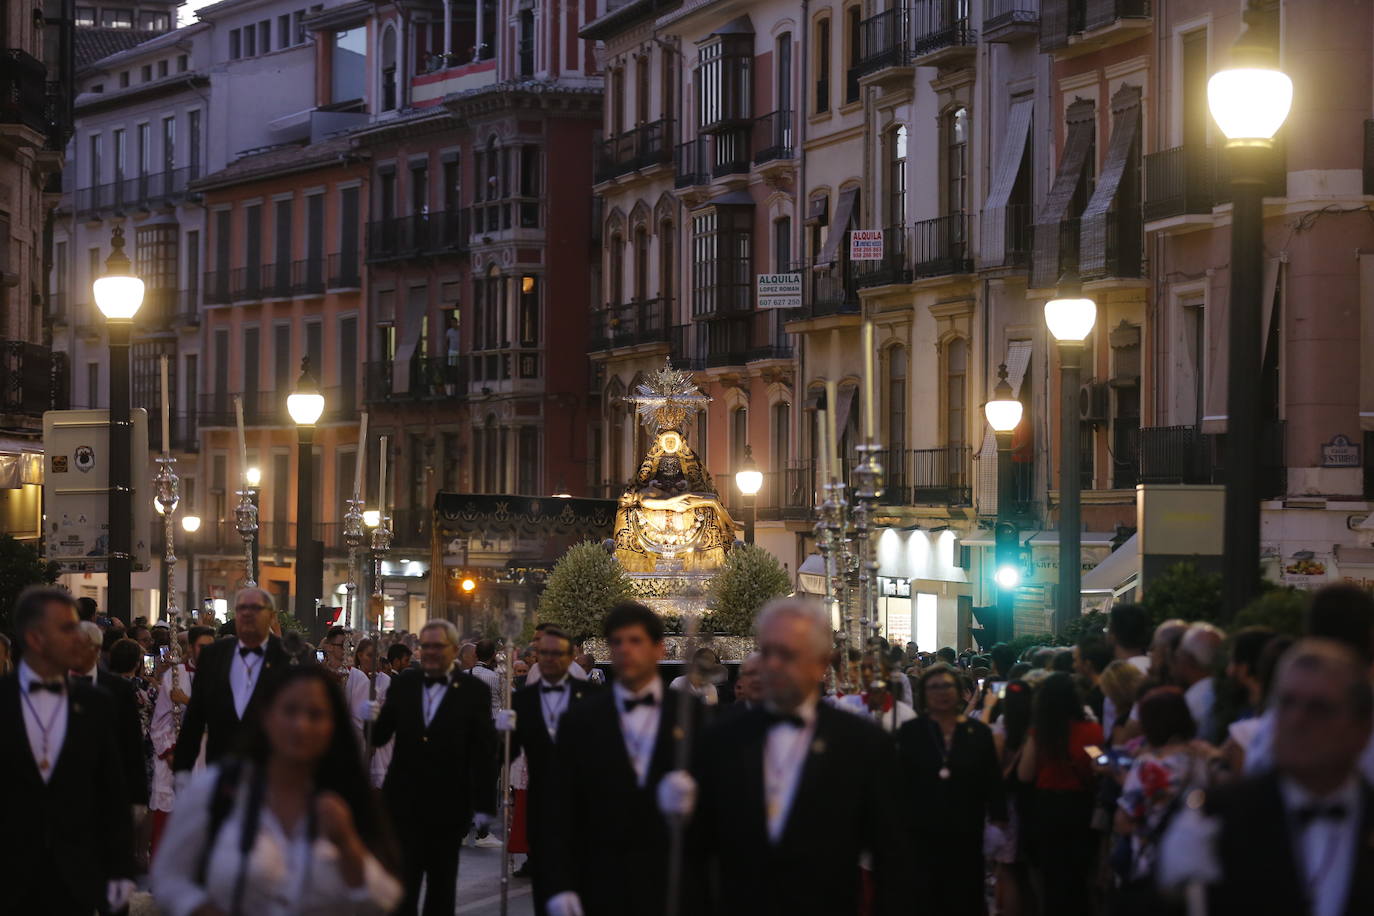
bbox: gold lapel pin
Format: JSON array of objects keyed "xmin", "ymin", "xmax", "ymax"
[
  {"xmin": 673, "ymin": 726, "xmax": 685, "ymax": 740},
  {"xmin": 812, "ymin": 738, "xmax": 826, "ymax": 754}
]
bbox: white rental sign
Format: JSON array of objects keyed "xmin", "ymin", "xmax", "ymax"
[
  {"xmin": 42, "ymin": 409, "xmax": 153, "ymax": 573},
  {"xmin": 850, "ymin": 229, "xmax": 884, "ymax": 261},
  {"xmin": 756, "ymin": 272, "xmax": 803, "ymax": 309}
]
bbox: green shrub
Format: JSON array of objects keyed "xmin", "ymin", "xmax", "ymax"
[
  {"xmin": 707, "ymin": 544, "xmax": 792, "ymax": 635},
  {"xmin": 537, "ymin": 541, "xmax": 633, "ymax": 642},
  {"xmin": 1232, "ymin": 587, "xmax": 1308, "ymax": 637},
  {"xmin": 0, "ymin": 535, "xmax": 59, "ymax": 635},
  {"xmin": 1141, "ymin": 561, "xmax": 1223, "ymax": 625}
]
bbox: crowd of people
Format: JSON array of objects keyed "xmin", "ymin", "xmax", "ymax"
[{"xmin": 3, "ymin": 579, "xmax": 1374, "ymax": 915}]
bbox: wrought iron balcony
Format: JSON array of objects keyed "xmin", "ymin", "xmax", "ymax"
[
  {"xmin": 1082, "ymin": 0, "xmax": 1149, "ymax": 32},
  {"xmin": 1144, "ymin": 146, "xmax": 1214, "ymax": 222},
  {"xmin": 912, "ymin": 213, "xmax": 973, "ymax": 277},
  {"xmin": 362, "ymin": 357, "xmax": 466, "ymax": 402},
  {"xmin": 668, "ymin": 324, "xmax": 704, "ymax": 372},
  {"xmin": 293, "ymin": 259, "xmax": 326, "ymax": 296},
  {"xmin": 752, "ymin": 110, "xmax": 795, "ymax": 165},
  {"xmin": 0, "ymin": 49, "xmax": 51, "ymax": 136},
  {"xmin": 854, "ymin": 225, "xmax": 913, "ymax": 288},
  {"xmin": 367, "ymin": 209, "xmax": 470, "ymax": 261},
  {"xmin": 802, "ymin": 263, "xmax": 860, "ymax": 318},
  {"xmin": 675, "ymin": 137, "xmax": 709, "ymax": 189},
  {"xmin": 983, "ymin": 0, "xmax": 1039, "ymax": 42},
  {"xmin": 856, "ymin": 7, "xmax": 913, "ymax": 78},
  {"xmin": 911, "ymin": 0, "xmax": 977, "ymax": 63},
  {"xmin": 74, "ymin": 167, "xmax": 194, "ymax": 217},
  {"xmin": 755, "ymin": 461, "xmax": 818, "ymax": 521},
  {"xmin": 1138, "ymin": 422, "xmax": 1285, "ymax": 499},
  {"xmin": 590, "ymin": 298, "xmax": 672, "ymax": 351},
  {"xmin": 261, "ymin": 262, "xmax": 296, "ymax": 298},
  {"xmin": 596, "ymin": 118, "xmax": 674, "ymax": 183},
  {"xmin": 883, "ymin": 446, "xmax": 973, "ymax": 506},
  {"xmin": 1, "ymin": 340, "xmax": 67, "ymax": 416},
  {"xmin": 230, "ymin": 266, "xmax": 261, "ymax": 301},
  {"xmin": 203, "ymin": 270, "xmax": 231, "ymax": 305}
]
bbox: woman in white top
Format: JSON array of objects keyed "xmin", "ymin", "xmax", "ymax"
[
  {"xmin": 668, "ymin": 647, "xmax": 725, "ymax": 706},
  {"xmin": 151, "ymin": 665, "xmax": 403, "ymax": 916},
  {"xmin": 346, "ymin": 638, "xmax": 392, "ymax": 788}
]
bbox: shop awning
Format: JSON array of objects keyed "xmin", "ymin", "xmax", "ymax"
[
  {"xmin": 1031, "ymin": 97, "xmax": 1095, "ymax": 288},
  {"xmin": 798, "ymin": 553, "xmax": 828, "ymax": 594},
  {"xmin": 815, "ymin": 186, "xmax": 858, "ymax": 267},
  {"xmin": 980, "ymin": 97, "xmax": 1034, "ymax": 265},
  {"xmin": 1081, "ymin": 532, "xmax": 1141, "ymax": 596},
  {"xmin": 1078, "ymin": 84, "xmax": 1141, "ymax": 276}
]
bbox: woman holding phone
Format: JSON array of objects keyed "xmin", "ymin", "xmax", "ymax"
[{"xmin": 151, "ymin": 665, "xmax": 402, "ymax": 915}]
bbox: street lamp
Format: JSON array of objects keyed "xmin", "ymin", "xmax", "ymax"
[
  {"xmin": 734, "ymin": 444, "xmax": 763, "ymax": 545},
  {"xmin": 181, "ymin": 513, "xmax": 201, "ymax": 618},
  {"xmin": 288, "ymin": 357, "xmax": 326, "ymax": 634},
  {"xmin": 985, "ymin": 364, "xmax": 1023, "ymax": 639},
  {"xmin": 1045, "ymin": 272, "xmax": 1097, "ymax": 635},
  {"xmin": 1208, "ymin": 1, "xmax": 1291, "ymax": 617},
  {"xmin": 363, "ymin": 509, "xmax": 381, "ymax": 528},
  {"xmin": 94, "ymin": 225, "xmax": 144, "ymax": 625}
]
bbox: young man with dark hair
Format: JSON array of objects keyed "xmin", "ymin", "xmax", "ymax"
[
  {"xmin": 75, "ymin": 595, "xmax": 98, "ymax": 622},
  {"xmin": 386, "ymin": 642, "xmax": 414, "ymax": 675},
  {"xmin": 548, "ymin": 601, "xmax": 694, "ymax": 916},
  {"xmin": 1075, "ymin": 633, "xmax": 1114, "ymax": 723},
  {"xmin": 0, "ymin": 586, "xmax": 136, "ymax": 913},
  {"xmin": 512, "ymin": 625, "xmax": 600, "ymax": 913}
]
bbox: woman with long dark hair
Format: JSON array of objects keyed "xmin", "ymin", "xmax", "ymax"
[
  {"xmin": 896, "ymin": 663, "xmax": 1006, "ymax": 915},
  {"xmin": 1016, "ymin": 671, "xmax": 1104, "ymax": 916},
  {"xmin": 151, "ymin": 665, "xmax": 402, "ymax": 915}
]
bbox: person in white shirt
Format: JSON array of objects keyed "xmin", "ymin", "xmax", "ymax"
[
  {"xmin": 1174, "ymin": 622, "xmax": 1224, "ymax": 743},
  {"xmin": 151, "ymin": 664, "xmax": 403, "ymax": 916},
  {"xmin": 836, "ymin": 651, "xmax": 917, "ymax": 732},
  {"xmin": 346, "ymin": 637, "xmax": 392, "ymax": 788},
  {"xmin": 150, "ymin": 624, "xmax": 217, "ymax": 854},
  {"xmin": 668, "ymin": 647, "xmax": 724, "ymax": 706},
  {"xmin": 1159, "ymin": 639, "xmax": 1374, "ymax": 916},
  {"xmin": 1101, "ymin": 603, "xmax": 1155, "ymax": 736}
]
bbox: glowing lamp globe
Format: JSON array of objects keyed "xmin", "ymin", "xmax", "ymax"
[
  {"xmin": 984, "ymin": 366, "xmax": 1023, "ymax": 434},
  {"xmin": 994, "ymin": 565, "xmax": 1021, "ymax": 590},
  {"xmin": 1208, "ymin": 67, "xmax": 1292, "ymax": 143},
  {"xmin": 735, "ymin": 445, "xmax": 763, "ymax": 496},
  {"xmin": 1045, "ymin": 296, "xmax": 1097, "ymax": 343},
  {"xmin": 287, "ymin": 391, "xmax": 325, "ymax": 426},
  {"xmin": 181, "ymin": 514, "xmax": 202, "ymax": 533},
  {"xmin": 94, "ymin": 275, "xmax": 146, "ymax": 320},
  {"xmin": 363, "ymin": 509, "xmax": 381, "ymax": 528},
  {"xmin": 245, "ymin": 466, "xmax": 262, "ymax": 487}
]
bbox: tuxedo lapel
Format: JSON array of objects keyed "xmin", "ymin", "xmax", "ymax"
[
  {"xmin": 738, "ymin": 716, "xmax": 770, "ymax": 847},
  {"xmin": 778, "ymin": 707, "xmax": 834, "ymax": 850},
  {"xmin": 1342, "ymin": 782, "xmax": 1374, "ymax": 916},
  {"xmin": 48, "ymin": 686, "xmax": 85, "ymax": 784}
]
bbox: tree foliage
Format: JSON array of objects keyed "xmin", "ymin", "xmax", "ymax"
[
  {"xmin": 1232, "ymin": 586, "xmax": 1308, "ymax": 636},
  {"xmin": 1141, "ymin": 561, "xmax": 1223, "ymax": 625},
  {"xmin": 0, "ymin": 535, "xmax": 60, "ymax": 636},
  {"xmin": 708, "ymin": 544, "xmax": 792, "ymax": 636},
  {"xmin": 537, "ymin": 541, "xmax": 634, "ymax": 641}
]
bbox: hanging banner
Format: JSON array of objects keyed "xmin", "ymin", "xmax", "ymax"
[{"xmin": 849, "ymin": 229, "xmax": 884, "ymax": 261}]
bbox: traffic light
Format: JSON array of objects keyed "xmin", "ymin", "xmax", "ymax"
[
  {"xmin": 971, "ymin": 605, "xmax": 1006, "ymax": 649},
  {"xmin": 994, "ymin": 522, "xmax": 1022, "ymax": 591}
]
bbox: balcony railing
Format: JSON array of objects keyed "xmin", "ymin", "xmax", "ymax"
[
  {"xmin": 1, "ymin": 340, "xmax": 67, "ymax": 416},
  {"xmin": 854, "ymin": 225, "xmax": 912, "ymax": 288},
  {"xmin": 204, "ymin": 270, "xmax": 231, "ymax": 305},
  {"xmin": 752, "ymin": 110, "xmax": 795, "ymax": 165},
  {"xmin": 668, "ymin": 324, "xmax": 703, "ymax": 371},
  {"xmin": 74, "ymin": 167, "xmax": 194, "ymax": 217},
  {"xmin": 755, "ymin": 461, "xmax": 817, "ymax": 521},
  {"xmin": 1138, "ymin": 422, "xmax": 1286, "ymax": 499},
  {"xmin": 911, "ymin": 0, "xmax": 976, "ymax": 57},
  {"xmin": 883, "ymin": 446, "xmax": 973, "ymax": 505},
  {"xmin": 674, "ymin": 137, "xmax": 708, "ymax": 189},
  {"xmin": 293, "ymin": 258, "xmax": 326, "ymax": 295},
  {"xmin": 261, "ymin": 262, "xmax": 296, "ymax": 298},
  {"xmin": 230, "ymin": 265, "xmax": 262, "ymax": 301},
  {"xmin": 472, "ymin": 197, "xmax": 540, "ymax": 234},
  {"xmin": 983, "ymin": 0, "xmax": 1039, "ymax": 41},
  {"xmin": 1083, "ymin": 0, "xmax": 1149, "ymax": 32},
  {"xmin": 999, "ymin": 203, "xmax": 1034, "ymax": 269},
  {"xmin": 856, "ymin": 7, "xmax": 912, "ymax": 76},
  {"xmin": 0, "ymin": 49, "xmax": 51, "ymax": 136},
  {"xmin": 590, "ymin": 298, "xmax": 672, "ymax": 351},
  {"xmin": 912, "ymin": 213, "xmax": 973, "ymax": 277},
  {"xmin": 1144, "ymin": 146, "xmax": 1213, "ymax": 222},
  {"xmin": 364, "ymin": 357, "xmax": 468, "ymax": 403},
  {"xmin": 200, "ymin": 392, "xmax": 280, "ymax": 427},
  {"xmin": 803, "ymin": 263, "xmax": 860, "ymax": 317},
  {"xmin": 709, "ymin": 128, "xmax": 751, "ymax": 178},
  {"xmin": 327, "ymin": 252, "xmax": 361, "ymax": 289},
  {"xmin": 596, "ymin": 118, "xmax": 674, "ymax": 183},
  {"xmin": 367, "ymin": 209, "xmax": 471, "ymax": 261},
  {"xmin": 146, "ymin": 411, "xmax": 199, "ymax": 453}
]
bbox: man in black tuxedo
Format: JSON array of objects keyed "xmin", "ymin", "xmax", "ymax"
[
  {"xmin": 1160, "ymin": 638, "xmax": 1374, "ymax": 915},
  {"xmin": 172, "ymin": 586, "xmax": 290, "ymax": 776},
  {"xmin": 0, "ymin": 586, "xmax": 135, "ymax": 915},
  {"xmin": 683, "ymin": 597, "xmax": 905, "ymax": 915},
  {"xmin": 372, "ymin": 618, "xmax": 498, "ymax": 916},
  {"xmin": 71, "ymin": 618, "xmax": 149, "ymax": 808},
  {"xmin": 547, "ymin": 601, "xmax": 698, "ymax": 916},
  {"xmin": 511, "ymin": 625, "xmax": 599, "ymax": 913}
]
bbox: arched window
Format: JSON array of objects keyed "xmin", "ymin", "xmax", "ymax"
[
  {"xmin": 888, "ymin": 126, "xmax": 907, "ymax": 226},
  {"xmin": 731, "ymin": 406, "xmax": 748, "ymax": 471},
  {"xmin": 609, "ymin": 233, "xmax": 625, "ymax": 305}
]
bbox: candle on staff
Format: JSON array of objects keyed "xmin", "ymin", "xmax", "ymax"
[
  {"xmin": 378, "ymin": 435, "xmax": 388, "ymax": 513},
  {"xmin": 159, "ymin": 355, "xmax": 171, "ymax": 456},
  {"xmin": 354, "ymin": 412, "xmax": 368, "ymax": 500},
  {"xmin": 816, "ymin": 408, "xmax": 830, "ymax": 490},
  {"xmin": 234, "ymin": 396, "xmax": 248, "ymax": 486},
  {"xmin": 861, "ymin": 320, "xmax": 875, "ymax": 442},
  {"xmin": 824, "ymin": 379, "xmax": 839, "ymax": 482}
]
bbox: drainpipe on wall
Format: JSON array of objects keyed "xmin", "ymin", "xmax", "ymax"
[{"xmin": 443, "ymin": 0, "xmax": 453, "ymax": 59}]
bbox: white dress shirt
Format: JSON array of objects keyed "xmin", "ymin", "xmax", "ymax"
[
  {"xmin": 17, "ymin": 660, "xmax": 68, "ymax": 783},
  {"xmin": 1280, "ymin": 776, "xmax": 1362, "ymax": 916},
  {"xmin": 613, "ymin": 678, "xmax": 664, "ymax": 787},
  {"xmin": 537, "ymin": 675, "xmax": 572, "ymax": 738},
  {"xmin": 151, "ymin": 765, "xmax": 403, "ymax": 916},
  {"xmin": 229, "ymin": 641, "xmax": 267, "ymax": 719},
  {"xmin": 764, "ymin": 697, "xmax": 818, "ymax": 843},
  {"xmin": 836, "ymin": 693, "xmax": 916, "ymax": 733},
  {"xmin": 422, "ymin": 667, "xmax": 454, "ymax": 727},
  {"xmin": 525, "ymin": 659, "xmax": 587, "ymax": 687},
  {"xmin": 668, "ymin": 675, "xmax": 718, "ymax": 706},
  {"xmin": 471, "ymin": 663, "xmax": 501, "ymax": 717}
]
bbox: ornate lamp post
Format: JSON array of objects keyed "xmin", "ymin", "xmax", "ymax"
[
  {"xmin": 1208, "ymin": 1, "xmax": 1291, "ymax": 617},
  {"xmin": 93, "ymin": 225, "xmax": 144, "ymax": 625},
  {"xmin": 984, "ymin": 365, "xmax": 1024, "ymax": 640},
  {"xmin": 733, "ymin": 445, "xmax": 763, "ymax": 545},
  {"xmin": 181, "ymin": 513, "xmax": 201, "ymax": 618},
  {"xmin": 287, "ymin": 358, "xmax": 326, "ymax": 631},
  {"xmin": 1044, "ymin": 273, "xmax": 1097, "ymax": 635}
]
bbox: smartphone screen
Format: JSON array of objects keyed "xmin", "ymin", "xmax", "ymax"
[
  {"xmin": 997, "ymin": 683, "xmax": 1008, "ymax": 700},
  {"xmin": 977, "ymin": 677, "xmax": 986, "ymax": 692},
  {"xmin": 158, "ymin": 646, "xmax": 169, "ymax": 660},
  {"xmin": 315, "ymin": 650, "xmax": 326, "ymax": 663},
  {"xmin": 142, "ymin": 655, "xmax": 157, "ymax": 676},
  {"xmin": 1083, "ymin": 744, "xmax": 1104, "ymax": 761}
]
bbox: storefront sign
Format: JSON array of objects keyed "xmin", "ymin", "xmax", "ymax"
[
  {"xmin": 849, "ymin": 229, "xmax": 884, "ymax": 261},
  {"xmin": 756, "ymin": 272, "xmax": 803, "ymax": 309},
  {"xmin": 1322, "ymin": 434, "xmax": 1360, "ymax": 468}
]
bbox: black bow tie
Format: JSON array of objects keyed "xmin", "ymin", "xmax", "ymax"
[
  {"xmin": 29, "ymin": 680, "xmax": 64, "ymax": 694},
  {"xmin": 424, "ymin": 675, "xmax": 450, "ymax": 688},
  {"xmin": 239, "ymin": 645, "xmax": 264, "ymax": 658},
  {"xmin": 542, "ymin": 683, "xmax": 567, "ymax": 693},
  {"xmin": 765, "ymin": 709, "xmax": 806, "ymax": 729},
  {"xmin": 623, "ymin": 693, "xmax": 657, "ymax": 711},
  {"xmin": 1296, "ymin": 803, "xmax": 1348, "ymax": 826},
  {"xmin": 69, "ymin": 674, "xmax": 93, "ymax": 685}
]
